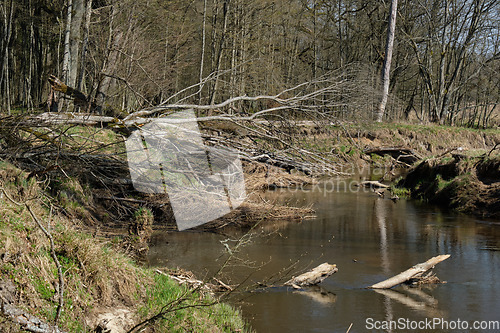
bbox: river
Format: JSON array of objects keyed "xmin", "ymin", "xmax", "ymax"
[{"xmin": 148, "ymin": 177, "xmax": 500, "ymax": 332}]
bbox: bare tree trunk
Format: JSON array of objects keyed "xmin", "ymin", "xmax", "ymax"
[
  {"xmin": 0, "ymin": 0, "xmax": 13, "ymax": 114},
  {"xmin": 68, "ymin": 0, "xmax": 84, "ymax": 89},
  {"xmin": 95, "ymin": 4, "xmax": 122, "ymax": 112},
  {"xmin": 436, "ymin": 0, "xmax": 449, "ymax": 123},
  {"xmin": 199, "ymin": 0, "xmax": 207, "ymax": 104},
  {"xmin": 77, "ymin": 0, "xmax": 93, "ymax": 91},
  {"xmin": 62, "ymin": 0, "xmax": 72, "ymax": 83},
  {"xmin": 27, "ymin": 0, "xmax": 34, "ymax": 110},
  {"xmin": 375, "ymin": 0, "xmax": 398, "ymax": 122},
  {"xmin": 209, "ymin": 0, "xmax": 229, "ymax": 107},
  {"xmin": 4, "ymin": 46, "xmax": 10, "ymax": 114},
  {"xmin": 312, "ymin": 0, "xmax": 318, "ymax": 79}
]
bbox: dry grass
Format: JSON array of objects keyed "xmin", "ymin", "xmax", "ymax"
[
  {"xmin": 0, "ymin": 162, "xmax": 147, "ymax": 330},
  {"xmin": 244, "ymin": 161, "xmax": 317, "ymax": 191},
  {"xmin": 0, "ymin": 161, "xmax": 249, "ymax": 332}
]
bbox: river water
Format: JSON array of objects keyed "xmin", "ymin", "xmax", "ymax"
[{"xmin": 148, "ymin": 178, "xmax": 500, "ymax": 332}]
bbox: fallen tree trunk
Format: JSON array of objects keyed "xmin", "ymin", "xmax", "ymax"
[
  {"xmin": 357, "ymin": 180, "xmax": 389, "ymax": 189},
  {"xmin": 285, "ymin": 263, "xmax": 338, "ymax": 288},
  {"xmin": 364, "ymin": 147, "xmax": 422, "ymax": 164},
  {"xmin": 369, "ymin": 254, "xmax": 450, "ymax": 289},
  {"xmin": 29, "ymin": 112, "xmax": 116, "ymax": 126}
]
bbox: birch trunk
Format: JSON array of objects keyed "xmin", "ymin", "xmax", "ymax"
[
  {"xmin": 375, "ymin": 0, "xmax": 398, "ymax": 122},
  {"xmin": 62, "ymin": 0, "xmax": 72, "ymax": 83}
]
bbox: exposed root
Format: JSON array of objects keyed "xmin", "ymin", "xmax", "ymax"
[{"xmin": 408, "ymin": 271, "xmax": 444, "ymax": 286}]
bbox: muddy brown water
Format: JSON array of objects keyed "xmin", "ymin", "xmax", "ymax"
[{"xmin": 148, "ymin": 178, "xmax": 500, "ymax": 332}]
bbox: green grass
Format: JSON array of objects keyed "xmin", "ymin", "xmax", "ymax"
[
  {"xmin": 0, "ymin": 160, "xmax": 249, "ymax": 332},
  {"xmin": 138, "ymin": 272, "xmax": 248, "ymax": 332},
  {"xmin": 390, "ymin": 185, "xmax": 411, "ymax": 198}
]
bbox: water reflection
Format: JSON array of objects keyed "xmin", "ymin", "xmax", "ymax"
[
  {"xmin": 374, "ymin": 287, "xmax": 446, "ymax": 319},
  {"xmin": 374, "ymin": 198, "xmax": 390, "ymax": 275},
  {"xmin": 148, "ymin": 178, "xmax": 500, "ymax": 332}
]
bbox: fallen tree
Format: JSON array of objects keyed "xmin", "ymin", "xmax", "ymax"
[
  {"xmin": 369, "ymin": 254, "xmax": 450, "ymax": 289},
  {"xmin": 3, "ymin": 71, "xmax": 365, "ymax": 177},
  {"xmin": 364, "ymin": 147, "xmax": 422, "ymax": 165}
]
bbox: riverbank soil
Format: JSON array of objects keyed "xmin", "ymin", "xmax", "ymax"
[{"xmin": 395, "ymin": 154, "xmax": 500, "ymax": 218}]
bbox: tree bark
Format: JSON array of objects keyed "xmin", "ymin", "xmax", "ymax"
[
  {"xmin": 76, "ymin": 0, "xmax": 93, "ymax": 91},
  {"xmin": 285, "ymin": 263, "xmax": 338, "ymax": 288},
  {"xmin": 62, "ymin": 0, "xmax": 72, "ymax": 83},
  {"xmin": 68, "ymin": 0, "xmax": 84, "ymax": 88},
  {"xmin": 375, "ymin": 0, "xmax": 398, "ymax": 122},
  {"xmin": 199, "ymin": 0, "xmax": 207, "ymax": 104},
  {"xmin": 369, "ymin": 254, "xmax": 450, "ymax": 289},
  {"xmin": 209, "ymin": 0, "xmax": 229, "ymax": 107}
]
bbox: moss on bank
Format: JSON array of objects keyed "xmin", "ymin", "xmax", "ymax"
[
  {"xmin": 0, "ymin": 162, "xmax": 249, "ymax": 332},
  {"xmin": 395, "ymin": 154, "xmax": 500, "ymax": 218}
]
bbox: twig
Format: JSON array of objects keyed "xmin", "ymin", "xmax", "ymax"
[
  {"xmin": 0, "ymin": 187, "xmax": 22, "ymax": 206},
  {"xmin": 26, "ymin": 204, "xmax": 64, "ymax": 325},
  {"xmin": 488, "ymin": 143, "xmax": 499, "ymax": 157},
  {"xmin": 126, "ymin": 290, "xmax": 217, "ymax": 333}
]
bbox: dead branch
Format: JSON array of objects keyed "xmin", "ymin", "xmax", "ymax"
[
  {"xmin": 48, "ymin": 75, "xmax": 92, "ymax": 110},
  {"xmin": 364, "ymin": 147, "xmax": 422, "ymax": 164},
  {"xmin": 285, "ymin": 263, "xmax": 338, "ymax": 288},
  {"xmin": 26, "ymin": 205, "xmax": 64, "ymax": 324},
  {"xmin": 488, "ymin": 143, "xmax": 499, "ymax": 157},
  {"xmin": 124, "ymin": 67, "xmax": 368, "ymax": 122},
  {"xmin": 369, "ymin": 254, "xmax": 450, "ymax": 289},
  {"xmin": 357, "ymin": 180, "xmax": 389, "ymax": 189}
]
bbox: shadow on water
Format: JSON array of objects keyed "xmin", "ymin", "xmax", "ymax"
[{"xmin": 148, "ymin": 177, "xmax": 500, "ymax": 332}]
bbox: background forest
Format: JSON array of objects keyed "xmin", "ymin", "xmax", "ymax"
[{"xmin": 1, "ymin": 0, "xmax": 499, "ymax": 127}]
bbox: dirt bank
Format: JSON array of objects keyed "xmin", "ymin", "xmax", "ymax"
[{"xmin": 395, "ymin": 153, "xmax": 500, "ymax": 218}]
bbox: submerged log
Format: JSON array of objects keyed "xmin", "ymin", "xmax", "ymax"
[
  {"xmin": 293, "ymin": 285, "xmax": 337, "ymax": 305},
  {"xmin": 369, "ymin": 254, "xmax": 450, "ymax": 289},
  {"xmin": 285, "ymin": 263, "xmax": 338, "ymax": 288}
]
